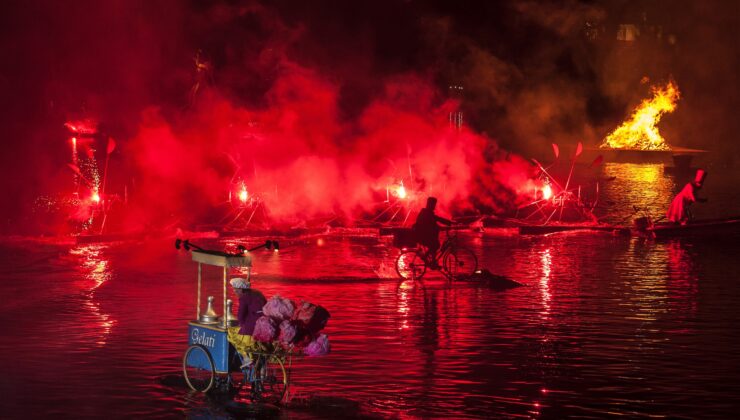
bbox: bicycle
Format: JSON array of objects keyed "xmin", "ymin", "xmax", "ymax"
[
  {"xmin": 183, "ymin": 344, "xmax": 289, "ymax": 403},
  {"xmin": 395, "ymin": 230, "xmax": 478, "ymax": 280}
]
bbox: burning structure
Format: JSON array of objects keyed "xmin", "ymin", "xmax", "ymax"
[
  {"xmin": 598, "ymin": 79, "xmax": 706, "ymax": 170},
  {"xmin": 600, "ymin": 80, "xmax": 679, "ymax": 151}
]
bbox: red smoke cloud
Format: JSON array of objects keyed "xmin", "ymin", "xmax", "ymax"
[{"xmin": 125, "ymin": 67, "xmax": 537, "ymax": 230}]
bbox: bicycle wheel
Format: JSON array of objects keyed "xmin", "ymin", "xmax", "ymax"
[
  {"xmin": 443, "ymin": 247, "xmax": 478, "ymax": 278},
  {"xmin": 251, "ymin": 356, "xmax": 288, "ymax": 404},
  {"xmin": 395, "ymin": 250, "xmax": 427, "ymax": 280},
  {"xmin": 183, "ymin": 344, "xmax": 216, "ymax": 392}
]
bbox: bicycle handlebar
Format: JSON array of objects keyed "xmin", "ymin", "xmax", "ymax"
[{"xmin": 175, "ymin": 238, "xmax": 280, "ymax": 255}]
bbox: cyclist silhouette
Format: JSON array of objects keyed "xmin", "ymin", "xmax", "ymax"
[{"xmin": 412, "ymin": 197, "xmax": 452, "ymax": 267}]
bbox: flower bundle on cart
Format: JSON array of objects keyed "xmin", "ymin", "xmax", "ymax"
[{"xmin": 253, "ymin": 296, "xmax": 331, "ymax": 356}]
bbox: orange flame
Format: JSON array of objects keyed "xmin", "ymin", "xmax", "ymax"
[{"xmin": 600, "ymin": 81, "xmax": 680, "ymax": 150}]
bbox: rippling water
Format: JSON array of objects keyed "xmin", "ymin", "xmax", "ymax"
[{"xmin": 2, "ymin": 163, "xmax": 740, "ymax": 418}]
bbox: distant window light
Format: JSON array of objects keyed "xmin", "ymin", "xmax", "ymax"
[{"xmin": 617, "ymin": 24, "xmax": 640, "ymax": 41}]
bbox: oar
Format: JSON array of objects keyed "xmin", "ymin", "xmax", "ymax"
[
  {"xmin": 559, "ymin": 142, "xmax": 583, "ymax": 221},
  {"xmin": 589, "ymin": 155, "xmax": 603, "ymax": 168},
  {"xmin": 531, "ymin": 158, "xmax": 563, "ymax": 190},
  {"xmin": 100, "ymin": 137, "xmax": 116, "ymax": 200},
  {"xmin": 99, "ymin": 137, "xmax": 117, "ymax": 234},
  {"xmin": 563, "ymin": 141, "xmax": 582, "ymax": 193}
]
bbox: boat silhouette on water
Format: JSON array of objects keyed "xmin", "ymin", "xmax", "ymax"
[{"xmin": 633, "ymin": 216, "xmax": 740, "ymax": 239}]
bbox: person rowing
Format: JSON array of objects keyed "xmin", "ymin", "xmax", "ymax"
[{"xmin": 666, "ymin": 169, "xmax": 707, "ymax": 225}]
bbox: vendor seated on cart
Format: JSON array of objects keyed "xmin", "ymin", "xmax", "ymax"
[{"xmin": 227, "ymin": 277, "xmax": 267, "ymax": 368}]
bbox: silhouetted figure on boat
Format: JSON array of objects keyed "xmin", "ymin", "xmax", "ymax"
[
  {"xmin": 667, "ymin": 169, "xmax": 707, "ymax": 224},
  {"xmin": 413, "ymin": 197, "xmax": 452, "ymax": 265}
]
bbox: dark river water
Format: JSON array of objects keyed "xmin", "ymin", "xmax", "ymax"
[{"xmin": 1, "ymin": 163, "xmax": 740, "ymax": 419}]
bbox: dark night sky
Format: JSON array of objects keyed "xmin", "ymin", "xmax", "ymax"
[{"xmin": 0, "ymin": 0, "xmax": 738, "ymax": 229}]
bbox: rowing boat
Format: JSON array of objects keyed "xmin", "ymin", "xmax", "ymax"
[
  {"xmin": 518, "ymin": 223, "xmax": 629, "ymax": 235},
  {"xmin": 635, "ymin": 216, "xmax": 740, "ymax": 239}
]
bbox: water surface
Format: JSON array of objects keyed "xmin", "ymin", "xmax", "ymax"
[{"xmin": 1, "ymin": 163, "xmax": 739, "ymax": 418}]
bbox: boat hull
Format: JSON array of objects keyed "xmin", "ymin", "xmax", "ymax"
[
  {"xmin": 639, "ymin": 217, "xmax": 740, "ymax": 239},
  {"xmin": 519, "ymin": 223, "xmax": 628, "ymax": 235}
]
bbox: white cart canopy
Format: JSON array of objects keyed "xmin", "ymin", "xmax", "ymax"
[{"xmin": 191, "ymin": 250, "xmax": 252, "ymax": 268}]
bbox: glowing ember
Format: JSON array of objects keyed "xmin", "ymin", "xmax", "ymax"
[
  {"xmin": 600, "ymin": 80, "xmax": 680, "ymax": 151},
  {"xmin": 92, "ymin": 192, "xmax": 101, "ymax": 203}
]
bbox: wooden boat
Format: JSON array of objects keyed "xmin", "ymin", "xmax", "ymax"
[
  {"xmin": 635, "ymin": 216, "xmax": 740, "ymax": 239},
  {"xmin": 518, "ymin": 222, "xmax": 629, "ymax": 235}
]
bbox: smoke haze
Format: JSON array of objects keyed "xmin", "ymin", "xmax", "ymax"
[{"xmin": 0, "ymin": 0, "xmax": 737, "ymax": 233}]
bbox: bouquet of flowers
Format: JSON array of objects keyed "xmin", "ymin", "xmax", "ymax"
[{"xmin": 252, "ymin": 295, "xmax": 331, "ymax": 356}]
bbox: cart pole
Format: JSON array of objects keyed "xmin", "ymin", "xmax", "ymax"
[
  {"xmin": 197, "ymin": 263, "xmax": 202, "ymax": 320},
  {"xmin": 222, "ymin": 266, "xmax": 228, "ymax": 329}
]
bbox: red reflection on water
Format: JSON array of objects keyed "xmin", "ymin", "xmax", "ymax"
[
  {"xmin": 626, "ymin": 238, "xmax": 700, "ymax": 327},
  {"xmin": 395, "ymin": 279, "xmax": 427, "ymax": 331},
  {"xmin": 539, "ymin": 248, "xmax": 552, "ymax": 319},
  {"xmin": 69, "ymin": 244, "xmax": 116, "ymax": 346},
  {"xmin": 665, "ymin": 240, "xmax": 699, "ymax": 332}
]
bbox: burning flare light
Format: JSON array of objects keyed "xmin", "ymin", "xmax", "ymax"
[
  {"xmin": 600, "ymin": 81, "xmax": 680, "ymax": 151},
  {"xmin": 542, "ymin": 184, "xmax": 552, "ymax": 201},
  {"xmin": 239, "ymin": 184, "xmax": 248, "ymax": 204},
  {"xmin": 396, "ymin": 181, "xmax": 407, "ymax": 200}
]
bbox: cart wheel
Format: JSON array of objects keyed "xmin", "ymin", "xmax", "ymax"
[
  {"xmin": 396, "ymin": 250, "xmax": 426, "ymax": 280},
  {"xmin": 251, "ymin": 356, "xmax": 288, "ymax": 404},
  {"xmin": 444, "ymin": 247, "xmax": 478, "ymax": 278},
  {"xmin": 183, "ymin": 344, "xmax": 215, "ymax": 392}
]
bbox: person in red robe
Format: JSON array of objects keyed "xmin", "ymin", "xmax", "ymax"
[{"xmin": 667, "ymin": 169, "xmax": 707, "ymax": 224}]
